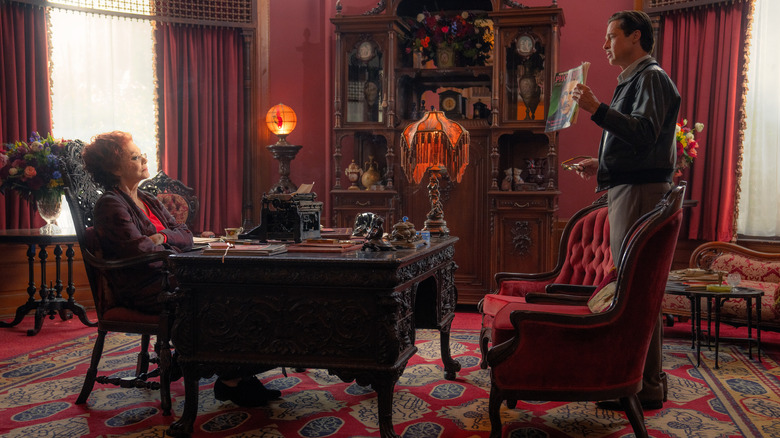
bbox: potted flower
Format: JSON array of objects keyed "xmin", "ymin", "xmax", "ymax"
[
  {"xmin": 0, "ymin": 132, "xmax": 68, "ymax": 233},
  {"xmin": 675, "ymin": 119, "xmax": 704, "ymax": 177},
  {"xmin": 403, "ymin": 10, "xmax": 494, "ymax": 68}
]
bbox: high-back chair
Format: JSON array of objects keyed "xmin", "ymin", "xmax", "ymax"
[
  {"xmin": 61, "ymin": 140, "xmax": 175, "ymax": 416},
  {"xmin": 478, "ymin": 195, "xmax": 613, "ymax": 367},
  {"xmin": 139, "ymin": 170, "xmax": 199, "ymax": 230},
  {"xmin": 485, "ymin": 183, "xmax": 685, "ymax": 438}
]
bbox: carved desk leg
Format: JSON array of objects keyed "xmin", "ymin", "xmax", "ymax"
[
  {"xmin": 439, "ymin": 320, "xmax": 461, "ymax": 381},
  {"xmin": 166, "ymin": 370, "xmax": 199, "ymax": 437},
  {"xmin": 374, "ymin": 374, "xmax": 401, "ymax": 438},
  {"xmin": 438, "ymin": 261, "xmax": 461, "ymax": 380}
]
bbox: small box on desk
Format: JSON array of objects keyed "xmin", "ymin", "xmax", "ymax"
[{"xmin": 241, "ymin": 184, "xmax": 323, "ymax": 243}]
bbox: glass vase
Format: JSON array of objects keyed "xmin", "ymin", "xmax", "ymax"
[{"xmin": 36, "ymin": 192, "xmax": 63, "ymax": 235}]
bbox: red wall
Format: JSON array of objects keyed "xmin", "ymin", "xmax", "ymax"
[{"xmin": 268, "ymin": 0, "xmax": 634, "ymax": 222}]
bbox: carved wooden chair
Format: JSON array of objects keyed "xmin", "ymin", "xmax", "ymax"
[
  {"xmin": 478, "ymin": 194, "xmax": 613, "ymax": 367},
  {"xmin": 62, "ymin": 140, "xmax": 175, "ymax": 416},
  {"xmin": 485, "ymin": 184, "xmax": 685, "ymax": 438},
  {"xmin": 139, "ymin": 170, "xmax": 199, "ymax": 230}
]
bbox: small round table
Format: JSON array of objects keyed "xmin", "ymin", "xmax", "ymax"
[
  {"xmin": 0, "ymin": 229, "xmax": 96, "ymax": 335},
  {"xmin": 666, "ymin": 282, "xmax": 762, "ymax": 369}
]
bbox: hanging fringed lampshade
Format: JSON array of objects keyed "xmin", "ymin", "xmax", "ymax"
[{"xmin": 400, "ymin": 111, "xmax": 470, "ymax": 184}]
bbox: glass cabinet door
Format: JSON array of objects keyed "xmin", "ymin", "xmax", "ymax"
[
  {"xmin": 502, "ymin": 29, "xmax": 546, "ymax": 122},
  {"xmin": 346, "ymin": 40, "xmax": 384, "ymax": 124}
]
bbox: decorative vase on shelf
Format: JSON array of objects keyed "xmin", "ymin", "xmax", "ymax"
[
  {"xmin": 361, "ymin": 155, "xmax": 381, "ymax": 190},
  {"xmin": 345, "ymin": 160, "xmax": 363, "ymax": 190},
  {"xmin": 36, "ymin": 192, "xmax": 63, "ymax": 235},
  {"xmin": 413, "ymin": 51, "xmax": 423, "ymax": 69},
  {"xmin": 436, "ymin": 44, "xmax": 455, "ymax": 69}
]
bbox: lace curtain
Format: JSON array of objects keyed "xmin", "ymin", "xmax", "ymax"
[
  {"xmin": 49, "ymin": 9, "xmax": 156, "ymax": 231},
  {"xmin": 736, "ymin": 0, "xmax": 780, "ymax": 237}
]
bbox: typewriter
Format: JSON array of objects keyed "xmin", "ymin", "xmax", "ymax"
[{"xmin": 240, "ymin": 186, "xmax": 322, "ymax": 243}]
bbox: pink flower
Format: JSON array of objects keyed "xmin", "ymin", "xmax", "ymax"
[{"xmin": 23, "ymin": 166, "xmax": 37, "ymax": 179}]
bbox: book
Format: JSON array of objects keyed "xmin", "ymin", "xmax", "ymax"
[
  {"xmin": 202, "ymin": 242, "xmax": 287, "ymax": 256},
  {"xmin": 545, "ymin": 62, "xmax": 590, "ymax": 132},
  {"xmin": 287, "ymin": 240, "xmax": 363, "ymax": 253}
]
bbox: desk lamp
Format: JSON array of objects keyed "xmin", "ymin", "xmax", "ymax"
[
  {"xmin": 266, "ymin": 103, "xmax": 302, "ymax": 193},
  {"xmin": 400, "ymin": 110, "xmax": 469, "ymax": 236}
]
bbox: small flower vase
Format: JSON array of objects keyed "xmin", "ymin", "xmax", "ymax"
[
  {"xmin": 413, "ymin": 51, "xmax": 423, "ymax": 69},
  {"xmin": 36, "ymin": 192, "xmax": 63, "ymax": 235},
  {"xmin": 436, "ymin": 45, "xmax": 455, "ymax": 69}
]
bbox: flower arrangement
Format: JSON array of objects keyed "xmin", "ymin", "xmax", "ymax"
[
  {"xmin": 403, "ymin": 10, "xmax": 494, "ymax": 67},
  {"xmin": 0, "ymin": 132, "xmax": 67, "ymax": 201},
  {"xmin": 675, "ymin": 119, "xmax": 704, "ymax": 177}
]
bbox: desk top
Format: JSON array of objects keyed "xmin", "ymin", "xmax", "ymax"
[
  {"xmin": 0, "ymin": 229, "xmax": 77, "ymax": 244},
  {"xmin": 171, "ymin": 236, "xmax": 459, "ymax": 265}
]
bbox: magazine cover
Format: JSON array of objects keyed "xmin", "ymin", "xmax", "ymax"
[{"xmin": 545, "ymin": 62, "xmax": 590, "ymax": 132}]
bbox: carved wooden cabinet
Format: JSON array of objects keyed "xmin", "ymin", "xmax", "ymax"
[{"xmin": 330, "ymin": 1, "xmax": 564, "ymax": 304}]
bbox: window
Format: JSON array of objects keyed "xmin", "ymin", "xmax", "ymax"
[
  {"xmin": 49, "ymin": 8, "xmax": 156, "ymax": 229},
  {"xmin": 737, "ymin": 0, "xmax": 780, "ymax": 237}
]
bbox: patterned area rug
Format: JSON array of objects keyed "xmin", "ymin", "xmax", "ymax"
[{"xmin": 1, "ymin": 328, "xmax": 779, "ymax": 437}]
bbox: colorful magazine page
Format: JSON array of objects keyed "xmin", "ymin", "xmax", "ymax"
[{"xmin": 545, "ymin": 62, "xmax": 590, "ymax": 132}]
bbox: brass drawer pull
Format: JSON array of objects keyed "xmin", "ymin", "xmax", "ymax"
[
  {"xmin": 513, "ymin": 202, "xmax": 530, "ymax": 208},
  {"xmin": 356, "ymin": 201, "xmax": 371, "ymax": 206}
]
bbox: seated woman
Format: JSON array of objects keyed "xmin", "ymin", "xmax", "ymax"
[{"xmin": 83, "ymin": 130, "xmax": 280, "ymax": 407}]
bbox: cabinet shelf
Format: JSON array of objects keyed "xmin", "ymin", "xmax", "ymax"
[{"xmin": 396, "ymin": 66, "xmax": 492, "ymax": 86}]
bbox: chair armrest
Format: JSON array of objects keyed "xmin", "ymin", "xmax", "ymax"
[
  {"xmin": 495, "ymin": 271, "xmax": 558, "ymax": 285},
  {"xmin": 545, "ymin": 284, "xmax": 597, "ymax": 296},
  {"xmin": 525, "ymin": 293, "xmax": 590, "ymax": 305},
  {"xmin": 83, "ymin": 249, "xmax": 174, "ymax": 273}
]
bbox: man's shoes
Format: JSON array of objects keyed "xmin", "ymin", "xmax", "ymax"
[
  {"xmin": 213, "ymin": 376, "xmax": 282, "ymax": 407},
  {"xmin": 596, "ymin": 398, "xmax": 663, "ymax": 411}
]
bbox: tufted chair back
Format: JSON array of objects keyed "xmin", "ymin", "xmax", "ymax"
[
  {"xmin": 139, "ymin": 170, "xmax": 199, "ymax": 231},
  {"xmin": 496, "ymin": 195, "xmax": 613, "ymax": 297}
]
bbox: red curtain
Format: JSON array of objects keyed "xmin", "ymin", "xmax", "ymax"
[
  {"xmin": 659, "ymin": 2, "xmax": 749, "ymax": 241},
  {"xmin": 156, "ymin": 24, "xmax": 245, "ymax": 234},
  {"xmin": 0, "ymin": 1, "xmax": 52, "ymax": 229}
]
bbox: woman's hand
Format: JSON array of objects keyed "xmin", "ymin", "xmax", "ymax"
[{"xmin": 149, "ymin": 233, "xmax": 166, "ymax": 245}]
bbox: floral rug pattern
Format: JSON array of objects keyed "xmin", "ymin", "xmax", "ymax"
[{"xmin": 0, "ymin": 329, "xmax": 779, "ymax": 437}]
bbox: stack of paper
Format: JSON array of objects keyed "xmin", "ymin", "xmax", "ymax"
[{"xmin": 203, "ymin": 242, "xmax": 287, "ymax": 256}]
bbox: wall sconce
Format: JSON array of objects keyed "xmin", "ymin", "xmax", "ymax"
[
  {"xmin": 400, "ymin": 110, "xmax": 470, "ymax": 236},
  {"xmin": 265, "ymin": 103, "xmax": 302, "ymax": 193}
]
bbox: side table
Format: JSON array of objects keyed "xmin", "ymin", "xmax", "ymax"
[
  {"xmin": 0, "ymin": 229, "xmax": 96, "ymax": 335},
  {"xmin": 666, "ymin": 281, "xmax": 762, "ymax": 369}
]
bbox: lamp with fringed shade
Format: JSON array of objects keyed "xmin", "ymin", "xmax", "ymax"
[{"xmin": 400, "ymin": 110, "xmax": 470, "ymax": 236}]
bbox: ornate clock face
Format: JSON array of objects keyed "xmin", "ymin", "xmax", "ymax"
[
  {"xmin": 357, "ymin": 41, "xmax": 374, "ymax": 61},
  {"xmin": 442, "ymin": 97, "xmax": 457, "ymax": 112},
  {"xmin": 518, "ymin": 35, "xmax": 534, "ymax": 56}
]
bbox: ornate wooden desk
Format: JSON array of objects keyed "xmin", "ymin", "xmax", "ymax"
[
  {"xmin": 0, "ymin": 229, "xmax": 96, "ymax": 335},
  {"xmin": 166, "ymin": 237, "xmax": 460, "ymax": 438}
]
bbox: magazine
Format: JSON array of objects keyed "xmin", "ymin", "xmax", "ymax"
[{"xmin": 545, "ymin": 62, "xmax": 590, "ymax": 132}]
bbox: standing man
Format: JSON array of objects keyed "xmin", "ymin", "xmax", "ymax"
[{"xmin": 570, "ymin": 10, "xmax": 680, "ymax": 410}]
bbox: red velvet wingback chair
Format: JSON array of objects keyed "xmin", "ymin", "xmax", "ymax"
[
  {"xmin": 485, "ymin": 184, "xmax": 685, "ymax": 438},
  {"xmin": 478, "ymin": 195, "xmax": 613, "ymax": 367}
]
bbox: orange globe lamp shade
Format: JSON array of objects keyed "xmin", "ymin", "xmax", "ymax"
[{"xmin": 266, "ymin": 103, "xmax": 297, "ymax": 145}]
